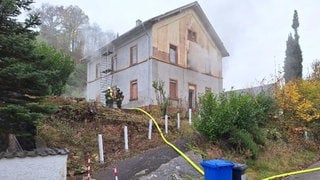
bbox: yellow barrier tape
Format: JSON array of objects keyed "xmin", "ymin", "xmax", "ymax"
[
  {"xmin": 263, "ymin": 167, "xmax": 320, "ymax": 179},
  {"xmin": 130, "ymin": 107, "xmax": 204, "ymax": 175}
]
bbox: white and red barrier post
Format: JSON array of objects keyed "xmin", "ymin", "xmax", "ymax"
[
  {"xmin": 189, "ymin": 108, "xmax": 192, "ymax": 125},
  {"xmin": 177, "ymin": 113, "xmax": 180, "ymax": 129},
  {"xmin": 165, "ymin": 114, "xmax": 168, "ymax": 134},
  {"xmin": 124, "ymin": 126, "xmax": 129, "ymax": 152},
  {"xmin": 114, "ymin": 166, "xmax": 118, "ymax": 180},
  {"xmin": 148, "ymin": 119, "xmax": 153, "ymax": 140},
  {"xmin": 87, "ymin": 152, "xmax": 91, "ymax": 180}
]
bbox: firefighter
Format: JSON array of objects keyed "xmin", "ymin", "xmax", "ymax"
[
  {"xmin": 115, "ymin": 88, "xmax": 124, "ymax": 109},
  {"xmin": 105, "ymin": 87, "xmax": 114, "ymax": 108}
]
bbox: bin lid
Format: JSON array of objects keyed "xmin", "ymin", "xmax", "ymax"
[
  {"xmin": 233, "ymin": 163, "xmax": 248, "ymax": 170},
  {"xmin": 201, "ymin": 159, "xmax": 234, "ymax": 168}
]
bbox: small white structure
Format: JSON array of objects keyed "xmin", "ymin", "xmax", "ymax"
[{"xmin": 0, "ymin": 148, "xmax": 69, "ymax": 180}]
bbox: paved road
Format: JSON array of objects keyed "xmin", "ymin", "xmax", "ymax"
[
  {"xmin": 138, "ymin": 151, "xmax": 203, "ymax": 180},
  {"xmin": 92, "ymin": 139, "xmax": 203, "ymax": 180},
  {"xmin": 285, "ymin": 162, "xmax": 320, "ymax": 180},
  {"xmin": 92, "ymin": 138, "xmax": 320, "ymax": 180}
]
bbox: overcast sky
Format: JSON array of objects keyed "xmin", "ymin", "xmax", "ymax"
[{"xmin": 31, "ymin": 0, "xmax": 320, "ymax": 90}]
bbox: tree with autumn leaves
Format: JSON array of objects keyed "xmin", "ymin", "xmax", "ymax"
[
  {"xmin": 275, "ymin": 10, "xmax": 320, "ymax": 141},
  {"xmin": 275, "ymin": 80, "xmax": 320, "ymax": 123}
]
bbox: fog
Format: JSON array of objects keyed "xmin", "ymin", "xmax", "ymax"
[{"xmin": 32, "ymin": 0, "xmax": 320, "ymax": 90}]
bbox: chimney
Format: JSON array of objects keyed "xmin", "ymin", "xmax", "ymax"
[{"xmin": 136, "ymin": 19, "xmax": 142, "ymax": 26}]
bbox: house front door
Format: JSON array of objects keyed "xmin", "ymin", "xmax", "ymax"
[{"xmin": 188, "ymin": 84, "xmax": 196, "ymax": 109}]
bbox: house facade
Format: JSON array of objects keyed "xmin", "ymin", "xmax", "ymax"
[
  {"xmin": 83, "ymin": 2, "xmax": 229, "ymax": 110},
  {"xmin": 0, "ymin": 148, "xmax": 69, "ymax": 180}
]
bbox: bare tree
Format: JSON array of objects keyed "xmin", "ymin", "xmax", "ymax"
[
  {"xmin": 35, "ymin": 4, "xmax": 116, "ymax": 97},
  {"xmin": 82, "ymin": 23, "xmax": 116, "ymax": 55},
  {"xmin": 37, "ymin": 4, "xmax": 64, "ymax": 48}
]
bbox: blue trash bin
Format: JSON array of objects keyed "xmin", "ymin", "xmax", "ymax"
[{"xmin": 201, "ymin": 159, "xmax": 234, "ymax": 180}]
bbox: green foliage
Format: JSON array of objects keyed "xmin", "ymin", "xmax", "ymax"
[
  {"xmin": 229, "ymin": 129, "xmax": 259, "ymax": 158},
  {"xmin": 255, "ymin": 92, "xmax": 278, "ymax": 126},
  {"xmin": 284, "ymin": 10, "xmax": 303, "ymax": 83},
  {"xmin": 194, "ymin": 91, "xmax": 276, "ymax": 158},
  {"xmin": 64, "ymin": 63, "xmax": 86, "ymax": 97},
  {"xmin": 33, "ymin": 41, "xmax": 75, "ymax": 95},
  {"xmin": 275, "ymin": 79, "xmax": 320, "ymax": 143},
  {"xmin": 275, "ymin": 80, "xmax": 320, "ymax": 122},
  {"xmin": 0, "ymin": 0, "xmax": 74, "ymax": 151},
  {"xmin": 152, "ymin": 80, "xmax": 170, "ymax": 116}
]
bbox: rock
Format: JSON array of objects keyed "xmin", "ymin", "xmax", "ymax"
[{"xmin": 138, "ymin": 151, "xmax": 204, "ymax": 180}]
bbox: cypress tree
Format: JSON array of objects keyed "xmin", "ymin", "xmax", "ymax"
[{"xmin": 284, "ymin": 10, "xmax": 303, "ymax": 83}]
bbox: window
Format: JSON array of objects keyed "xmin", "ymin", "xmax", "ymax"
[
  {"xmin": 95, "ymin": 63, "xmax": 100, "ymax": 79},
  {"xmin": 130, "ymin": 80, "xmax": 138, "ymax": 100},
  {"xmin": 188, "ymin": 84, "xmax": 197, "ymax": 109},
  {"xmin": 169, "ymin": 44, "xmax": 177, "ymax": 64},
  {"xmin": 130, "ymin": 45, "xmax": 138, "ymax": 65},
  {"xmin": 111, "ymin": 55, "xmax": 116, "ymax": 71},
  {"xmin": 187, "ymin": 29, "xmax": 197, "ymax": 42},
  {"xmin": 169, "ymin": 79, "xmax": 178, "ymax": 99}
]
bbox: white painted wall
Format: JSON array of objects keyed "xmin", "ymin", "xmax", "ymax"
[
  {"xmin": 98, "ymin": 29, "xmax": 152, "ymax": 107},
  {"xmin": 152, "ymin": 60, "xmax": 222, "ymax": 107},
  {"xmin": 114, "ymin": 61, "xmax": 151, "ymax": 108},
  {"xmin": 0, "ymin": 155, "xmax": 68, "ymax": 180},
  {"xmin": 86, "ymin": 78, "xmax": 101, "ymax": 101},
  {"xmin": 86, "ymin": 55, "xmax": 103, "ymax": 102}
]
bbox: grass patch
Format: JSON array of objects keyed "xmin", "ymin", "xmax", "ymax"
[{"xmin": 246, "ymin": 140, "xmax": 319, "ymax": 179}]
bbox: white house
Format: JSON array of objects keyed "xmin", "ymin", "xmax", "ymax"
[
  {"xmin": 0, "ymin": 148, "xmax": 69, "ymax": 180},
  {"xmin": 83, "ymin": 1, "xmax": 229, "ymax": 111}
]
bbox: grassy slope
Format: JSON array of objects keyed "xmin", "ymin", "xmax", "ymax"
[{"xmin": 38, "ymin": 97, "xmax": 319, "ymax": 179}]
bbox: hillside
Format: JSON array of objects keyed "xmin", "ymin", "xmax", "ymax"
[
  {"xmin": 37, "ymin": 96, "xmax": 320, "ymax": 179},
  {"xmin": 38, "ymin": 96, "xmax": 195, "ymax": 178}
]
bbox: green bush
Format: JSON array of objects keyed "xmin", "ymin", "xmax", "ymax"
[
  {"xmin": 229, "ymin": 129, "xmax": 259, "ymax": 158},
  {"xmin": 255, "ymin": 92, "xmax": 278, "ymax": 126},
  {"xmin": 194, "ymin": 91, "xmax": 276, "ymax": 158}
]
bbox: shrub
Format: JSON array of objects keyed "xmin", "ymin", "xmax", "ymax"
[
  {"xmin": 152, "ymin": 80, "xmax": 170, "ymax": 116},
  {"xmin": 275, "ymin": 80, "xmax": 320, "ymax": 123},
  {"xmin": 229, "ymin": 129, "xmax": 259, "ymax": 158},
  {"xmin": 255, "ymin": 92, "xmax": 278, "ymax": 126},
  {"xmin": 274, "ymin": 79, "xmax": 320, "ymax": 146},
  {"xmin": 194, "ymin": 91, "xmax": 276, "ymax": 158}
]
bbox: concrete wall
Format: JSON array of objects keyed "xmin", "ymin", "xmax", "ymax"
[
  {"xmin": 86, "ymin": 77, "xmax": 101, "ymax": 102},
  {"xmin": 114, "ymin": 31, "xmax": 151, "ymax": 70},
  {"xmin": 152, "ymin": 60, "xmax": 222, "ymax": 108},
  {"xmin": 100, "ymin": 30, "xmax": 152, "ymax": 107},
  {"xmin": 114, "ymin": 61, "xmax": 151, "ymax": 108},
  {"xmin": 86, "ymin": 54, "xmax": 103, "ymax": 102},
  {"xmin": 0, "ymin": 155, "xmax": 68, "ymax": 180},
  {"xmin": 115, "ymin": 58, "xmax": 222, "ymax": 108}
]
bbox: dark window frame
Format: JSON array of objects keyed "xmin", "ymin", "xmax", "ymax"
[
  {"xmin": 187, "ymin": 29, "xmax": 197, "ymax": 42},
  {"xmin": 130, "ymin": 45, "xmax": 138, "ymax": 65},
  {"xmin": 169, "ymin": 44, "xmax": 178, "ymax": 64},
  {"xmin": 130, "ymin": 79, "xmax": 138, "ymax": 100},
  {"xmin": 169, "ymin": 79, "xmax": 178, "ymax": 100},
  {"xmin": 96, "ymin": 63, "xmax": 100, "ymax": 79}
]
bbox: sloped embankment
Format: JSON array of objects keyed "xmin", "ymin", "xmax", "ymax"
[{"xmin": 37, "ymin": 97, "xmax": 178, "ymax": 177}]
